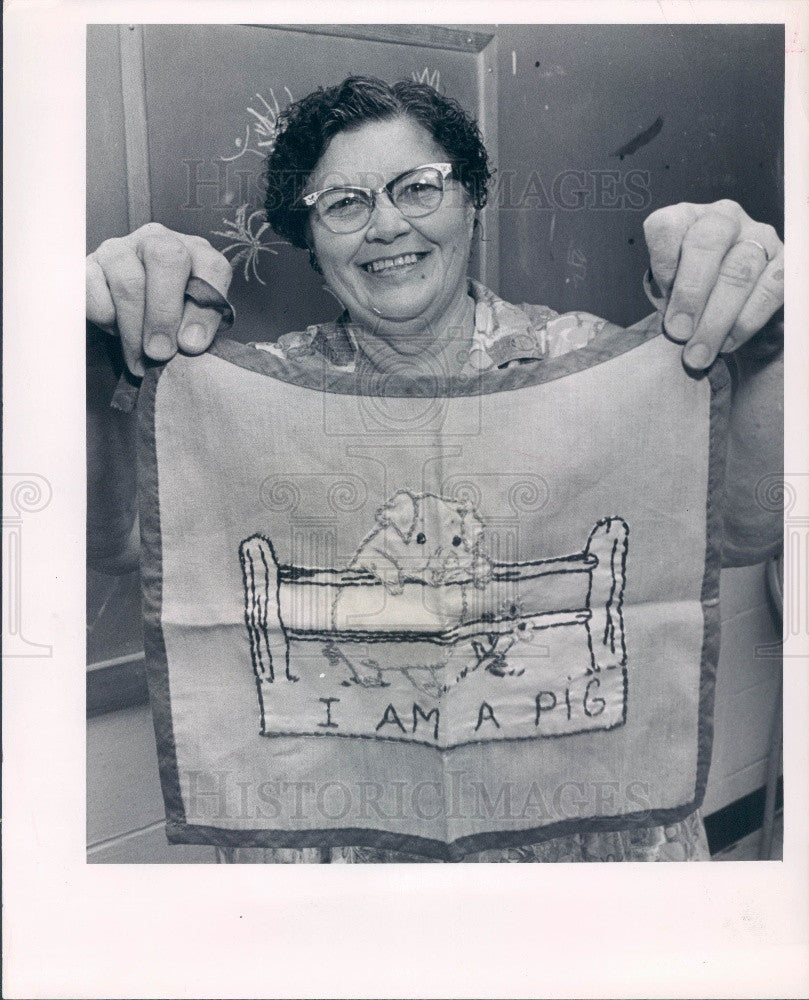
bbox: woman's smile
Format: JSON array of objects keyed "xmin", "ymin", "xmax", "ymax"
[{"xmin": 359, "ymin": 250, "xmax": 431, "ymax": 275}]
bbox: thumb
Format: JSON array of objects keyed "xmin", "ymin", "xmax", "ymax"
[{"xmin": 176, "ymin": 276, "xmax": 235, "ymax": 355}]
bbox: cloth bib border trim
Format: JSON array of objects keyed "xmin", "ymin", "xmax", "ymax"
[
  {"xmin": 206, "ymin": 311, "xmax": 662, "ymax": 398},
  {"xmin": 137, "ymin": 324, "xmax": 731, "ymax": 861}
]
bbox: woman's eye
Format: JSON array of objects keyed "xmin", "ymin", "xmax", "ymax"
[
  {"xmin": 452, "ymin": 535, "xmax": 462, "ymax": 547},
  {"xmin": 402, "ymin": 181, "xmax": 438, "ymax": 197},
  {"xmin": 397, "ymin": 180, "xmax": 442, "ymax": 209},
  {"xmin": 323, "ymin": 193, "xmax": 366, "ymax": 216}
]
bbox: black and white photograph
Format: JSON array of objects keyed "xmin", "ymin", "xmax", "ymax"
[
  {"xmin": 86, "ymin": 20, "xmax": 785, "ymax": 865},
  {"xmin": 5, "ymin": 4, "xmax": 809, "ymax": 998}
]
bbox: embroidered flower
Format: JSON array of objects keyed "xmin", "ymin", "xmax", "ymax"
[
  {"xmin": 212, "ymin": 204, "xmax": 285, "ymax": 284},
  {"xmin": 220, "ymin": 89, "xmax": 294, "ymax": 163}
]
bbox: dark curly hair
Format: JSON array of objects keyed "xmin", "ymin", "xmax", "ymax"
[{"xmin": 264, "ymin": 76, "xmax": 492, "ymax": 250}]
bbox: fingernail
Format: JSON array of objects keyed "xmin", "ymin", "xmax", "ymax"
[
  {"xmin": 665, "ymin": 313, "xmax": 693, "ymax": 341},
  {"xmin": 684, "ymin": 341, "xmax": 711, "ymax": 369},
  {"xmin": 180, "ymin": 323, "xmax": 208, "ymax": 352},
  {"xmin": 146, "ymin": 334, "xmax": 173, "ymax": 359}
]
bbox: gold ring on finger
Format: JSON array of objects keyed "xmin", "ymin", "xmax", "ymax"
[{"xmin": 735, "ymin": 238, "xmax": 772, "ymax": 263}]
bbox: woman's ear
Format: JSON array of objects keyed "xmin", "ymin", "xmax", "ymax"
[{"xmin": 304, "ymin": 220, "xmax": 323, "ymax": 274}]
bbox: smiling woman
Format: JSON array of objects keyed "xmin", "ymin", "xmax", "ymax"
[
  {"xmin": 304, "ymin": 119, "xmax": 476, "ymax": 368},
  {"xmin": 86, "ymin": 65, "xmax": 783, "ymax": 865},
  {"xmin": 264, "ymin": 79, "xmax": 489, "ymax": 371}
]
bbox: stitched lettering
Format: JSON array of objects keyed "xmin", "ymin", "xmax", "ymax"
[
  {"xmin": 475, "ymin": 701, "xmax": 501, "ymax": 731},
  {"xmin": 375, "ymin": 703, "xmax": 407, "ymax": 733},
  {"xmin": 584, "ymin": 677, "xmax": 606, "ymax": 717},
  {"xmin": 317, "ymin": 697, "xmax": 340, "ymax": 728},
  {"xmin": 535, "ymin": 691, "xmax": 558, "ymax": 725},
  {"xmin": 413, "ymin": 703, "xmax": 440, "ymax": 740}
]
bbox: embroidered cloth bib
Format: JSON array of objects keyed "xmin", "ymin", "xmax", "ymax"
[{"xmin": 139, "ymin": 315, "xmax": 728, "ymax": 860}]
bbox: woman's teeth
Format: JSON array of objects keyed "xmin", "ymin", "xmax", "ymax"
[{"xmin": 364, "ymin": 253, "xmax": 424, "ymax": 274}]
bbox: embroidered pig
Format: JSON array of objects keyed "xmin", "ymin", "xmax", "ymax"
[
  {"xmin": 328, "ymin": 490, "xmax": 493, "ymax": 685},
  {"xmin": 348, "ymin": 490, "xmax": 492, "ymax": 595}
]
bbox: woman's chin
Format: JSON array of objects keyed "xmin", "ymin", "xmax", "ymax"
[{"xmin": 357, "ymin": 293, "xmax": 440, "ymax": 329}]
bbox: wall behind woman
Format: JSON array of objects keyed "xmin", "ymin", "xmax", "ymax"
[
  {"xmin": 494, "ymin": 24, "xmax": 783, "ymax": 325},
  {"xmin": 87, "ymin": 24, "xmax": 784, "ymax": 331}
]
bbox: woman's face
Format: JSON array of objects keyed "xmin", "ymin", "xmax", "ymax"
[{"xmin": 305, "ymin": 117, "xmax": 476, "ymax": 337}]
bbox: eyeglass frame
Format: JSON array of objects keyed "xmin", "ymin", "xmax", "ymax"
[{"xmin": 300, "ymin": 162, "xmax": 455, "ymax": 233}]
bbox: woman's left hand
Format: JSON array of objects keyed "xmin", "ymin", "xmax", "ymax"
[{"xmin": 643, "ymin": 199, "xmax": 783, "ymax": 370}]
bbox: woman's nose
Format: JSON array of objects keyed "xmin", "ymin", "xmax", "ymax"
[{"xmin": 365, "ymin": 194, "xmax": 413, "ymax": 242}]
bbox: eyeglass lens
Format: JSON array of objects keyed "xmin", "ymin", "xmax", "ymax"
[{"xmin": 315, "ymin": 165, "xmax": 446, "ymax": 233}]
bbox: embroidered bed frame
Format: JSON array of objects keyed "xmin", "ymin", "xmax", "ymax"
[{"xmin": 239, "ymin": 515, "xmax": 629, "ymax": 745}]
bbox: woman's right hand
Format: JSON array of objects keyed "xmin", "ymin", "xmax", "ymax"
[{"xmin": 87, "ymin": 223, "xmax": 233, "ymax": 377}]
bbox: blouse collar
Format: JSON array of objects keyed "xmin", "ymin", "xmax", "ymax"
[{"xmin": 315, "ymin": 279, "xmax": 545, "ymax": 374}]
